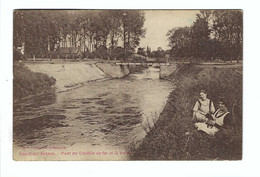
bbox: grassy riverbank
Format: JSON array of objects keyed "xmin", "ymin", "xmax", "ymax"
[
  {"xmin": 13, "ymin": 62, "xmax": 56, "ymax": 101},
  {"xmin": 130, "ymin": 63, "xmax": 242, "ymax": 160}
]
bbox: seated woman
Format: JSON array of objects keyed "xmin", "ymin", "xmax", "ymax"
[
  {"xmin": 192, "ymin": 90, "xmax": 215, "ymax": 122},
  {"xmin": 195, "ymin": 99, "xmax": 231, "ymax": 136}
]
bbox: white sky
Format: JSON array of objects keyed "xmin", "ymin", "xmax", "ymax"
[{"xmin": 139, "ymin": 10, "xmax": 199, "ymax": 51}]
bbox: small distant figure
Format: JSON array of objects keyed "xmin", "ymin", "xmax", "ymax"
[
  {"xmin": 195, "ymin": 98, "xmax": 231, "ymax": 136},
  {"xmin": 192, "ymin": 90, "xmax": 215, "ymax": 122}
]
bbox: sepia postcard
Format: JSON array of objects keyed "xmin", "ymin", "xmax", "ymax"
[{"xmin": 13, "ymin": 9, "xmax": 243, "ymax": 161}]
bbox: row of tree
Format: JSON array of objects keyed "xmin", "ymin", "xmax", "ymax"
[
  {"xmin": 137, "ymin": 46, "xmax": 168, "ymax": 59},
  {"xmin": 167, "ymin": 10, "xmax": 243, "ymax": 62},
  {"xmin": 14, "ymin": 10, "xmax": 146, "ymax": 59}
]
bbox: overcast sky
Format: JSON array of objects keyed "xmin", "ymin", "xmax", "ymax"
[{"xmin": 139, "ymin": 10, "xmax": 199, "ymax": 51}]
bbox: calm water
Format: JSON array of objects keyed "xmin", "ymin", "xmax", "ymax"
[{"xmin": 13, "ymin": 67, "xmax": 174, "ymax": 160}]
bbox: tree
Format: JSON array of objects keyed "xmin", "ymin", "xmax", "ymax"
[
  {"xmin": 14, "ymin": 10, "xmax": 60, "ymax": 58},
  {"xmin": 121, "ymin": 10, "xmax": 146, "ymax": 54},
  {"xmin": 190, "ymin": 15, "xmax": 211, "ymax": 60},
  {"xmin": 107, "ymin": 10, "xmax": 122, "ymax": 55},
  {"xmin": 110, "ymin": 46, "xmax": 125, "ymax": 60},
  {"xmin": 137, "ymin": 47, "xmax": 146, "ymax": 56},
  {"xmin": 150, "ymin": 47, "xmax": 165, "ymax": 58},
  {"xmin": 146, "ymin": 46, "xmax": 151, "ymax": 57},
  {"xmin": 167, "ymin": 26, "xmax": 191, "ymax": 58},
  {"xmin": 211, "ymin": 10, "xmax": 243, "ymax": 62},
  {"xmin": 166, "ymin": 10, "xmax": 242, "ymax": 62},
  {"xmin": 13, "ymin": 10, "xmax": 147, "ymax": 60}
]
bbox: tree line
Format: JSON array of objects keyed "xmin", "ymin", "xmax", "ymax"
[
  {"xmin": 13, "ymin": 10, "xmax": 146, "ymax": 59},
  {"xmin": 167, "ymin": 10, "xmax": 243, "ymax": 62}
]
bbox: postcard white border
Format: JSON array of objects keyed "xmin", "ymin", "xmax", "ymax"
[{"xmin": 1, "ymin": 0, "xmax": 260, "ymax": 177}]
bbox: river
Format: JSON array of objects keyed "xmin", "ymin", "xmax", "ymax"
[{"xmin": 13, "ymin": 67, "xmax": 174, "ymax": 160}]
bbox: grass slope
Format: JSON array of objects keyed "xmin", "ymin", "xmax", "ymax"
[
  {"xmin": 13, "ymin": 62, "xmax": 56, "ymax": 101},
  {"xmin": 130, "ymin": 64, "xmax": 242, "ymax": 160}
]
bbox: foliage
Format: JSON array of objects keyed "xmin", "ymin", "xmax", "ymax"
[
  {"xmin": 92, "ymin": 45, "xmax": 109, "ymax": 59},
  {"xmin": 13, "ymin": 62, "xmax": 56, "ymax": 100},
  {"xmin": 167, "ymin": 10, "xmax": 243, "ymax": 62},
  {"xmin": 167, "ymin": 26, "xmax": 191, "ymax": 57},
  {"xmin": 190, "ymin": 16, "xmax": 211, "ymax": 59},
  {"xmin": 150, "ymin": 49, "xmax": 165, "ymax": 58},
  {"xmin": 14, "ymin": 10, "xmax": 60, "ymax": 58},
  {"xmin": 13, "ymin": 49, "xmax": 23, "ymax": 61},
  {"xmin": 137, "ymin": 47, "xmax": 146, "ymax": 56},
  {"xmin": 121, "ymin": 10, "xmax": 146, "ymax": 52},
  {"xmin": 109, "ymin": 46, "xmax": 125, "ymax": 60},
  {"xmin": 13, "ymin": 10, "xmax": 146, "ymax": 60}
]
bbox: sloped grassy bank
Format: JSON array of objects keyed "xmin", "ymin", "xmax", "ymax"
[
  {"xmin": 130, "ymin": 63, "xmax": 242, "ymax": 160},
  {"xmin": 13, "ymin": 62, "xmax": 56, "ymax": 101}
]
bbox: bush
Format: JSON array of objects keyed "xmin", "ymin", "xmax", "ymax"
[
  {"xmin": 110, "ymin": 47, "xmax": 125, "ymax": 60},
  {"xmin": 83, "ymin": 51, "xmax": 95, "ymax": 59},
  {"xmin": 13, "ymin": 62, "xmax": 56, "ymax": 100},
  {"xmin": 13, "ymin": 49, "xmax": 23, "ymax": 61},
  {"xmin": 92, "ymin": 45, "xmax": 109, "ymax": 59}
]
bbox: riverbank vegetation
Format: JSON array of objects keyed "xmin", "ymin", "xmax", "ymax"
[
  {"xmin": 130, "ymin": 64, "xmax": 242, "ymax": 160},
  {"xmin": 13, "ymin": 62, "xmax": 56, "ymax": 101}
]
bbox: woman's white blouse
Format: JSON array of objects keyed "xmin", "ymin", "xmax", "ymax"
[
  {"xmin": 214, "ymin": 109, "xmax": 230, "ymax": 126},
  {"xmin": 193, "ymin": 98, "xmax": 215, "ymax": 114}
]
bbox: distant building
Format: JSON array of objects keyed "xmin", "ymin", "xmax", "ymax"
[{"xmin": 56, "ymin": 47, "xmax": 81, "ymax": 59}]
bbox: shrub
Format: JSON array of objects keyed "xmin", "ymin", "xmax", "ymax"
[
  {"xmin": 13, "ymin": 62, "xmax": 56, "ymax": 100},
  {"xmin": 13, "ymin": 49, "xmax": 23, "ymax": 61}
]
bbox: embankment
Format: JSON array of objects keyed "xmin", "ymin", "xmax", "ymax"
[
  {"xmin": 159, "ymin": 63, "xmax": 183, "ymax": 79},
  {"xmin": 96, "ymin": 63, "xmax": 130, "ymax": 79},
  {"xmin": 130, "ymin": 63, "xmax": 242, "ymax": 160},
  {"xmin": 13, "ymin": 62, "xmax": 56, "ymax": 101},
  {"xmin": 25, "ymin": 62, "xmax": 131, "ymax": 92}
]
